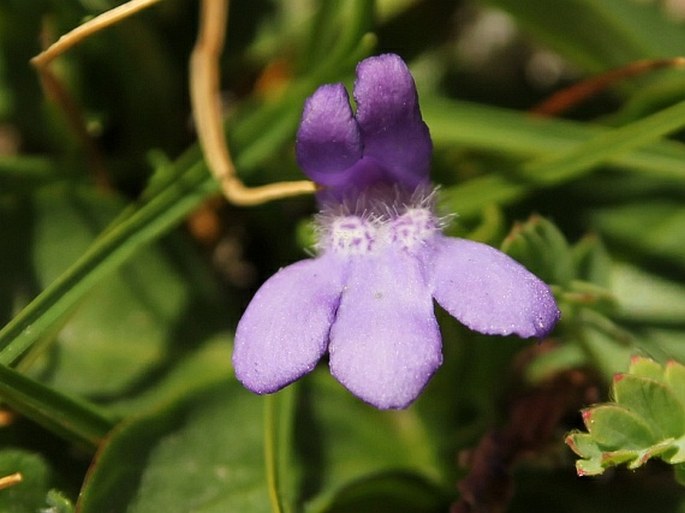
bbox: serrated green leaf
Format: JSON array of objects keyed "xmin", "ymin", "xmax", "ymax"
[
  {"xmin": 582, "ymin": 404, "xmax": 658, "ymax": 450},
  {"xmin": 574, "ymin": 457, "xmax": 605, "ymax": 477},
  {"xmin": 501, "ymin": 215, "xmax": 573, "ymax": 286},
  {"xmin": 566, "ymin": 431, "xmax": 602, "ymax": 460},
  {"xmin": 665, "ymin": 361, "xmax": 685, "ymax": 407},
  {"xmin": 628, "ymin": 356, "xmax": 665, "ymax": 382},
  {"xmin": 41, "ymin": 490, "xmax": 74, "ymax": 513},
  {"xmin": 571, "ymin": 234, "xmax": 612, "ymax": 288},
  {"xmin": 569, "ymin": 357, "xmax": 685, "ymax": 481},
  {"xmin": 612, "ymin": 373, "xmax": 685, "ymax": 439},
  {"xmin": 603, "ymin": 449, "xmax": 644, "ymax": 468}
]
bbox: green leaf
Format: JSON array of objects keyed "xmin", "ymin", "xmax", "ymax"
[
  {"xmin": 0, "ymin": 159, "xmax": 214, "ymax": 366},
  {"xmin": 103, "ymin": 335, "xmax": 233, "ymax": 418},
  {"xmin": 612, "ymin": 374, "xmax": 685, "ymax": 439},
  {"xmin": 42, "ymin": 490, "xmax": 74, "ymax": 513},
  {"xmin": 0, "ymin": 156, "xmax": 67, "ymax": 191},
  {"xmin": 520, "ymin": 98, "xmax": 685, "ymax": 185},
  {"xmin": 665, "ymin": 360, "xmax": 685, "ymax": 406},
  {"xmin": 570, "ymin": 234, "xmax": 612, "ymax": 288},
  {"xmin": 567, "ymin": 357, "xmax": 685, "ymax": 481},
  {"xmin": 301, "ymin": 0, "xmax": 375, "ymax": 72},
  {"xmin": 499, "ymin": 216, "xmax": 617, "ymax": 314},
  {"xmin": 23, "ymin": 185, "xmax": 201, "ymax": 398},
  {"xmin": 78, "ymin": 380, "xmax": 272, "ymax": 513},
  {"xmin": 322, "ymin": 472, "xmax": 447, "ymax": 513},
  {"xmin": 577, "ymin": 318, "xmax": 633, "ymax": 378},
  {"xmin": 0, "ymin": 449, "xmax": 52, "ymax": 513},
  {"xmin": 501, "ymin": 215, "xmax": 573, "ymax": 286},
  {"xmin": 298, "ymin": 371, "xmax": 443, "ymax": 513},
  {"xmin": 581, "ymin": 404, "xmax": 658, "ymax": 450},
  {"xmin": 627, "ymin": 355, "xmax": 664, "ymax": 382},
  {"xmin": 79, "ymin": 362, "xmax": 446, "ymax": 513}
]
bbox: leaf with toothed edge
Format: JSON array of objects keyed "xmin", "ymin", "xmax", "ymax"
[{"xmin": 566, "ymin": 356, "xmax": 685, "ymax": 483}]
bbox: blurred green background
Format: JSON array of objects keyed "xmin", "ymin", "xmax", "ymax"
[{"xmin": 1, "ymin": 1, "xmax": 685, "ymax": 511}]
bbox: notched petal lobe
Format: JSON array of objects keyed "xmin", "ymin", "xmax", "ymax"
[
  {"xmin": 296, "ymin": 83, "xmax": 362, "ymax": 185},
  {"xmin": 353, "ymin": 54, "xmax": 432, "ymax": 189}
]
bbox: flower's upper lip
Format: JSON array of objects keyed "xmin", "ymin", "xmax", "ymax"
[{"xmin": 295, "ymin": 53, "xmax": 432, "ymax": 200}]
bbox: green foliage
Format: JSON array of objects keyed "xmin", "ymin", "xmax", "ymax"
[
  {"xmin": 41, "ymin": 490, "xmax": 74, "ymax": 513},
  {"xmin": 487, "ymin": 0, "xmax": 685, "ymax": 71},
  {"xmin": 75, "ymin": 368, "xmax": 446, "ymax": 513},
  {"xmin": 25, "ymin": 185, "xmax": 211, "ymax": 398},
  {"xmin": 1, "ymin": 0, "xmax": 685, "ymax": 511},
  {"xmin": 567, "ymin": 356, "xmax": 685, "ymax": 482},
  {"xmin": 78, "ymin": 379, "xmax": 272, "ymax": 513},
  {"xmin": 0, "ymin": 450, "xmax": 51, "ymax": 513}
]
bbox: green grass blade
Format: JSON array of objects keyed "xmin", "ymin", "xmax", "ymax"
[
  {"xmin": 424, "ymin": 98, "xmax": 685, "ymax": 181},
  {"xmin": 0, "ymin": 363, "xmax": 112, "ymax": 448},
  {"xmin": 438, "ymin": 98, "xmax": 685, "ymax": 216},
  {"xmin": 522, "ymin": 98, "xmax": 685, "ymax": 184},
  {"xmin": 487, "ymin": 0, "xmax": 685, "ymax": 71}
]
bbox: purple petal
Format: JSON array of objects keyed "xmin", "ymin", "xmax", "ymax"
[
  {"xmin": 233, "ymin": 256, "xmax": 345, "ymax": 393},
  {"xmin": 429, "ymin": 236, "xmax": 560, "ymax": 338},
  {"xmin": 296, "ymin": 83, "xmax": 362, "ymax": 186},
  {"xmin": 328, "ymin": 250, "xmax": 442, "ymax": 409},
  {"xmin": 353, "ymin": 54, "xmax": 432, "ymax": 190}
]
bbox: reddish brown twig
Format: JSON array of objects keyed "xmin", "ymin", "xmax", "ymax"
[
  {"xmin": 452, "ymin": 349, "xmax": 600, "ymax": 513},
  {"xmin": 531, "ymin": 57, "xmax": 685, "ymax": 117}
]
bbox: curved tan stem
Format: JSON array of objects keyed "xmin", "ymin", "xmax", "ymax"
[
  {"xmin": 30, "ymin": 0, "xmax": 162, "ymax": 189},
  {"xmin": 31, "ymin": 0, "xmax": 161, "ymax": 68},
  {"xmin": 190, "ymin": 0, "xmax": 316, "ymax": 206}
]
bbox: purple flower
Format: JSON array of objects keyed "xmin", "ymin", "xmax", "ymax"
[{"xmin": 233, "ymin": 54, "xmax": 560, "ymax": 409}]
